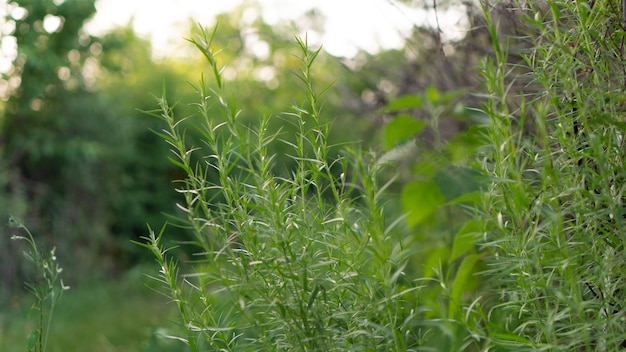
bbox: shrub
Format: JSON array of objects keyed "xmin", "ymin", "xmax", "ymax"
[
  {"xmin": 139, "ymin": 27, "xmax": 421, "ymax": 351},
  {"xmin": 466, "ymin": 0, "xmax": 626, "ymax": 349}
]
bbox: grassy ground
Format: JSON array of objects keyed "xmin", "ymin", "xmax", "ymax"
[{"xmin": 0, "ymin": 265, "xmax": 184, "ymax": 352}]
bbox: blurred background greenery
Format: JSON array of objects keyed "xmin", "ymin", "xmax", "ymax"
[{"xmin": 0, "ymin": 0, "xmax": 491, "ymax": 350}]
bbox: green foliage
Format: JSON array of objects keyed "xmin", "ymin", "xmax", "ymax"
[
  {"xmin": 95, "ymin": 25, "xmax": 195, "ymax": 257},
  {"xmin": 0, "ymin": 1, "xmax": 195, "ymax": 282},
  {"xmin": 1, "ymin": 0, "xmax": 380, "ymax": 289},
  {"xmin": 377, "ymin": 0, "xmax": 626, "ymax": 348},
  {"xmin": 383, "ymin": 114, "xmax": 425, "ymax": 150},
  {"xmin": 1, "ymin": 0, "xmax": 115, "ymax": 279},
  {"xmin": 8, "ymin": 0, "xmax": 626, "ymax": 350},
  {"xmin": 401, "ymin": 179, "xmax": 446, "ymax": 227},
  {"xmin": 140, "ymin": 26, "xmax": 422, "ymax": 351},
  {"xmin": 380, "ymin": 83, "xmax": 489, "ymax": 350},
  {"xmin": 177, "ymin": 9, "xmax": 374, "ymax": 173},
  {"xmin": 465, "ymin": 0, "xmax": 626, "ymax": 349}
]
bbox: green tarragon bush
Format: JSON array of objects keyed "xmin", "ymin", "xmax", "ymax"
[
  {"xmin": 139, "ymin": 27, "xmax": 422, "ymax": 351},
  {"xmin": 465, "ymin": 0, "xmax": 626, "ymax": 350}
]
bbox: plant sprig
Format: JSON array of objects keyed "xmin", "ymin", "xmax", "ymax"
[
  {"xmin": 10, "ymin": 215, "xmax": 69, "ymax": 352},
  {"xmin": 141, "ymin": 25, "xmax": 420, "ymax": 351}
]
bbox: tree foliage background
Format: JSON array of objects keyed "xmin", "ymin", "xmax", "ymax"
[{"xmin": 0, "ymin": 0, "xmax": 188, "ymax": 293}]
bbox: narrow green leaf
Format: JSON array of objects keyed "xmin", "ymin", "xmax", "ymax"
[
  {"xmin": 449, "ymin": 254, "xmax": 481, "ymax": 318},
  {"xmin": 27, "ymin": 303, "xmax": 38, "ymax": 320},
  {"xmin": 492, "ymin": 332, "xmax": 536, "ymax": 344},
  {"xmin": 307, "ymin": 284, "xmax": 321, "ymax": 310},
  {"xmin": 548, "ymin": 1, "xmax": 561, "ymax": 21},
  {"xmin": 450, "ymin": 219, "xmax": 482, "ymax": 263}
]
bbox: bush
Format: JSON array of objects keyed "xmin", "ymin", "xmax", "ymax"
[
  {"xmin": 466, "ymin": 0, "xmax": 626, "ymax": 349},
  {"xmin": 139, "ymin": 27, "xmax": 421, "ymax": 351}
]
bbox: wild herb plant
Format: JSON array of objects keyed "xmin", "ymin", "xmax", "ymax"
[
  {"xmin": 9, "ymin": 216, "xmax": 69, "ymax": 352},
  {"xmin": 139, "ymin": 27, "xmax": 421, "ymax": 351},
  {"xmin": 465, "ymin": 0, "xmax": 626, "ymax": 349}
]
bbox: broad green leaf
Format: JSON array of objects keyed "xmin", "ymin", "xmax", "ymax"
[
  {"xmin": 425, "ymin": 85, "xmax": 440, "ymax": 103},
  {"xmin": 384, "ymin": 94, "xmax": 423, "ymax": 112},
  {"xmin": 413, "ymin": 158, "xmax": 440, "ymax": 178},
  {"xmin": 442, "ymin": 89, "xmax": 466, "ymax": 104},
  {"xmin": 383, "ymin": 114, "xmax": 425, "ymax": 149},
  {"xmin": 422, "ymin": 246, "xmax": 450, "ymax": 279},
  {"xmin": 27, "ymin": 329, "xmax": 40, "ymax": 352},
  {"xmin": 450, "ymin": 191, "xmax": 482, "ymax": 205},
  {"xmin": 447, "ymin": 125, "xmax": 488, "ymax": 162},
  {"xmin": 450, "ymin": 219, "xmax": 482, "ymax": 263},
  {"xmin": 433, "ymin": 166, "xmax": 484, "ymax": 203},
  {"xmin": 401, "ymin": 179, "xmax": 446, "ymax": 226},
  {"xmin": 449, "ymin": 254, "xmax": 481, "ymax": 318}
]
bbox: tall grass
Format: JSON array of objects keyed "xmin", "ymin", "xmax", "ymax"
[{"xmin": 139, "ymin": 27, "xmax": 421, "ymax": 351}]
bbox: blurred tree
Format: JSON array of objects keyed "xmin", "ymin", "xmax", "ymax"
[
  {"xmin": 94, "ymin": 25, "xmax": 193, "ymax": 263},
  {"xmin": 0, "ymin": 0, "xmax": 102, "ymax": 294},
  {"xmin": 0, "ymin": 1, "xmax": 188, "ymax": 289}
]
